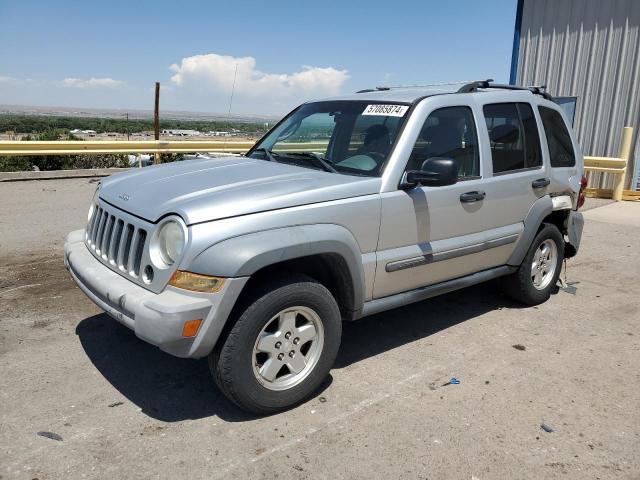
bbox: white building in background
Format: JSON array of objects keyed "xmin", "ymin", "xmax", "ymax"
[
  {"xmin": 161, "ymin": 129, "xmax": 201, "ymax": 137},
  {"xmin": 70, "ymin": 129, "xmax": 97, "ymax": 136}
]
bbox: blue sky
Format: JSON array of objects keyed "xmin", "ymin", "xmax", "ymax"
[{"xmin": 0, "ymin": 0, "xmax": 517, "ymax": 115}]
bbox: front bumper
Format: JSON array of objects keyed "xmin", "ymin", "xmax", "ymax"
[{"xmin": 64, "ymin": 230, "xmax": 248, "ymax": 358}]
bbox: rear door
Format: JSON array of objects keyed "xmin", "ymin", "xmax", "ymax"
[{"xmin": 474, "ymin": 100, "xmax": 550, "ymax": 236}]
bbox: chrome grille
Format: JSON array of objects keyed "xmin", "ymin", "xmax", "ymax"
[{"xmin": 86, "ymin": 204, "xmax": 147, "ymax": 277}]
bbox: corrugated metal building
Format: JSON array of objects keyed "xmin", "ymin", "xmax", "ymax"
[{"xmin": 511, "ymin": 0, "xmax": 640, "ymax": 191}]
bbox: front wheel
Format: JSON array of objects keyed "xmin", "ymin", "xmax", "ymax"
[
  {"xmin": 502, "ymin": 223, "xmax": 564, "ymax": 305},
  {"xmin": 209, "ymin": 275, "xmax": 341, "ymax": 414}
]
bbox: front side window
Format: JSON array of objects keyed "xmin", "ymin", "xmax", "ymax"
[
  {"xmin": 404, "ymin": 106, "xmax": 480, "ymax": 179},
  {"xmin": 483, "ymin": 103, "xmax": 542, "ymax": 174},
  {"xmin": 538, "ymin": 106, "xmax": 576, "ymax": 167},
  {"xmin": 248, "ymin": 101, "xmax": 410, "ymax": 176}
]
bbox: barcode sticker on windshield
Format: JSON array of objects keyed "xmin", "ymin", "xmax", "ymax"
[{"xmin": 362, "ymin": 104, "xmax": 409, "ymax": 117}]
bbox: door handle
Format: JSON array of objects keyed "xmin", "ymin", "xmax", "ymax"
[
  {"xmin": 459, "ymin": 191, "xmax": 486, "ymax": 203},
  {"xmin": 532, "ymin": 178, "xmax": 551, "ymax": 189}
]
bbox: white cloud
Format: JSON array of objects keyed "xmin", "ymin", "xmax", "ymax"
[
  {"xmin": 62, "ymin": 77, "xmax": 124, "ymax": 88},
  {"xmin": 169, "ymin": 53, "xmax": 348, "ymax": 100},
  {"xmin": 0, "ymin": 75, "xmax": 18, "ymax": 83}
]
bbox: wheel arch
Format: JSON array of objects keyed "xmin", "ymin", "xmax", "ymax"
[
  {"xmin": 508, "ymin": 195, "xmax": 580, "ymax": 266},
  {"xmin": 507, "ymin": 196, "xmax": 553, "ymax": 266},
  {"xmin": 187, "ymin": 224, "xmax": 366, "ymax": 318}
]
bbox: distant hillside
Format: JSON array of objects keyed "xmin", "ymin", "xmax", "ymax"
[
  {"xmin": 0, "ymin": 104, "xmax": 280, "ymax": 124},
  {"xmin": 0, "ymin": 113, "xmax": 271, "ymax": 135}
]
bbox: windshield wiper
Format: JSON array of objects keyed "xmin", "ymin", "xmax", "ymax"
[
  {"xmin": 283, "ymin": 152, "xmax": 338, "ymax": 173},
  {"xmin": 252, "ymin": 147, "xmax": 279, "ymax": 163}
]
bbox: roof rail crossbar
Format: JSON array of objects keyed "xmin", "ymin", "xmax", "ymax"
[
  {"xmin": 457, "ymin": 79, "xmax": 494, "ymax": 93},
  {"xmin": 457, "ymin": 79, "xmax": 552, "ymax": 100},
  {"xmin": 355, "ymin": 81, "xmax": 472, "ymax": 94},
  {"xmin": 355, "ymin": 86, "xmax": 391, "ymax": 93}
]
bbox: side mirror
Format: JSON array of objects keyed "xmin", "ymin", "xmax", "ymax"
[{"xmin": 402, "ymin": 157, "xmax": 458, "ymax": 188}]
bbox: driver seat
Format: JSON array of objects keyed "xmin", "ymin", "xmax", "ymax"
[{"xmin": 356, "ymin": 124, "xmax": 390, "ymax": 157}]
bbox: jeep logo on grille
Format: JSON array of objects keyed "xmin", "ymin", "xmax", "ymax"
[{"xmin": 118, "ymin": 193, "xmax": 130, "ymax": 201}]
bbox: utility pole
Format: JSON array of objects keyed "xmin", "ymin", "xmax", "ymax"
[
  {"xmin": 125, "ymin": 112, "xmax": 130, "ymax": 141},
  {"xmin": 154, "ymin": 82, "xmax": 161, "ymax": 164}
]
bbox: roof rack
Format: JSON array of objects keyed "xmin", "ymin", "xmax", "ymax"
[
  {"xmin": 457, "ymin": 79, "xmax": 552, "ymax": 100},
  {"xmin": 355, "ymin": 87, "xmax": 390, "ymax": 93},
  {"xmin": 355, "ymin": 81, "xmax": 474, "ymax": 94}
]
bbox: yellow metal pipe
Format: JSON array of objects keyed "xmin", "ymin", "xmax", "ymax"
[
  {"xmin": 584, "ymin": 157, "xmax": 627, "ymax": 167},
  {"xmin": 0, "ymin": 140, "xmax": 340, "ymax": 150},
  {"xmin": 584, "ymin": 166, "xmax": 626, "ymax": 173},
  {"xmin": 0, "ymin": 149, "xmax": 249, "ymax": 156},
  {"xmin": 582, "ymin": 127, "xmax": 633, "ymax": 202},
  {"xmin": 0, "ymin": 140, "xmax": 254, "ymax": 152},
  {"xmin": 0, "ymin": 140, "xmax": 337, "ymax": 156},
  {"xmin": 613, "ymin": 127, "xmax": 633, "ymax": 201},
  {"xmin": 584, "ymin": 155, "xmax": 627, "ymax": 164}
]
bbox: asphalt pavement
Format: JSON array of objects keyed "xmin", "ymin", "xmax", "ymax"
[{"xmin": 1, "ymin": 178, "xmax": 638, "ymax": 479}]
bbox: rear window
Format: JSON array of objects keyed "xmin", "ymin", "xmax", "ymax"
[
  {"xmin": 539, "ymin": 106, "xmax": 576, "ymax": 167},
  {"xmin": 483, "ymin": 103, "xmax": 542, "ymax": 174}
]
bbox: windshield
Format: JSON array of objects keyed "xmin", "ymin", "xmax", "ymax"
[{"xmin": 247, "ymin": 101, "xmax": 410, "ymax": 176}]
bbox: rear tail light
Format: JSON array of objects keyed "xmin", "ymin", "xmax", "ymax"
[{"xmin": 577, "ymin": 174, "xmax": 588, "ymax": 209}]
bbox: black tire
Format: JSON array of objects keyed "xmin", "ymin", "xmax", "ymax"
[
  {"xmin": 502, "ymin": 223, "xmax": 564, "ymax": 306},
  {"xmin": 209, "ymin": 274, "xmax": 341, "ymax": 415}
]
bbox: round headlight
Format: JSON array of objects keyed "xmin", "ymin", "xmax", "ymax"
[
  {"xmin": 157, "ymin": 220, "xmax": 185, "ymax": 265},
  {"xmin": 88, "ymin": 185, "xmax": 99, "ymax": 222}
]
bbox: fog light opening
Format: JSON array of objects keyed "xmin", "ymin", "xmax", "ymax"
[{"xmin": 143, "ymin": 265, "xmax": 154, "ymax": 284}]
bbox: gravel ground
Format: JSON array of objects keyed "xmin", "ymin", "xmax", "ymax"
[{"xmin": 0, "ymin": 179, "xmax": 638, "ymax": 479}]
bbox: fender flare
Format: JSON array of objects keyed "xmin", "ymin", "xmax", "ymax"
[
  {"xmin": 187, "ymin": 224, "xmax": 366, "ymax": 313},
  {"xmin": 507, "ymin": 195, "xmax": 553, "ymax": 266}
]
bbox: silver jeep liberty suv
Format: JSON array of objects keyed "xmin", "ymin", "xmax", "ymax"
[{"xmin": 65, "ymin": 80, "xmax": 585, "ymax": 414}]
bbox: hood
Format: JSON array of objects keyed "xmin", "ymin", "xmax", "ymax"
[{"xmin": 99, "ymin": 156, "xmax": 380, "ymax": 224}]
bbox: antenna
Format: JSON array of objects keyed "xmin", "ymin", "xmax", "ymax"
[
  {"xmin": 227, "ymin": 63, "xmax": 238, "ymax": 121},
  {"xmin": 223, "ymin": 63, "xmax": 238, "ymax": 152}
]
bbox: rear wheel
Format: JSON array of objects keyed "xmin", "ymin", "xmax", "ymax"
[
  {"xmin": 503, "ymin": 223, "xmax": 564, "ymax": 305},
  {"xmin": 209, "ymin": 275, "xmax": 341, "ymax": 414}
]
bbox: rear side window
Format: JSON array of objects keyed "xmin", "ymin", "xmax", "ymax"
[
  {"xmin": 539, "ymin": 106, "xmax": 576, "ymax": 167},
  {"xmin": 483, "ymin": 103, "xmax": 542, "ymax": 174}
]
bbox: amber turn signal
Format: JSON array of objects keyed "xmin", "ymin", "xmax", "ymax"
[
  {"xmin": 169, "ymin": 270, "xmax": 225, "ymax": 293},
  {"xmin": 182, "ymin": 319, "xmax": 202, "ymax": 337}
]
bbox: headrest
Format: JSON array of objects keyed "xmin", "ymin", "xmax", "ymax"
[
  {"xmin": 489, "ymin": 124, "xmax": 519, "ymax": 144},
  {"xmin": 420, "ymin": 124, "xmax": 447, "ymax": 141},
  {"xmin": 364, "ymin": 124, "xmax": 389, "ymax": 144}
]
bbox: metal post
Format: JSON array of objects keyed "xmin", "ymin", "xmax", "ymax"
[
  {"xmin": 613, "ymin": 127, "xmax": 633, "ymax": 201},
  {"xmin": 154, "ymin": 82, "xmax": 161, "ymax": 164}
]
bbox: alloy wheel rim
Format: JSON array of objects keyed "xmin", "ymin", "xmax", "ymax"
[
  {"xmin": 531, "ymin": 239, "xmax": 558, "ymax": 290},
  {"xmin": 252, "ymin": 306, "xmax": 324, "ymax": 391}
]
